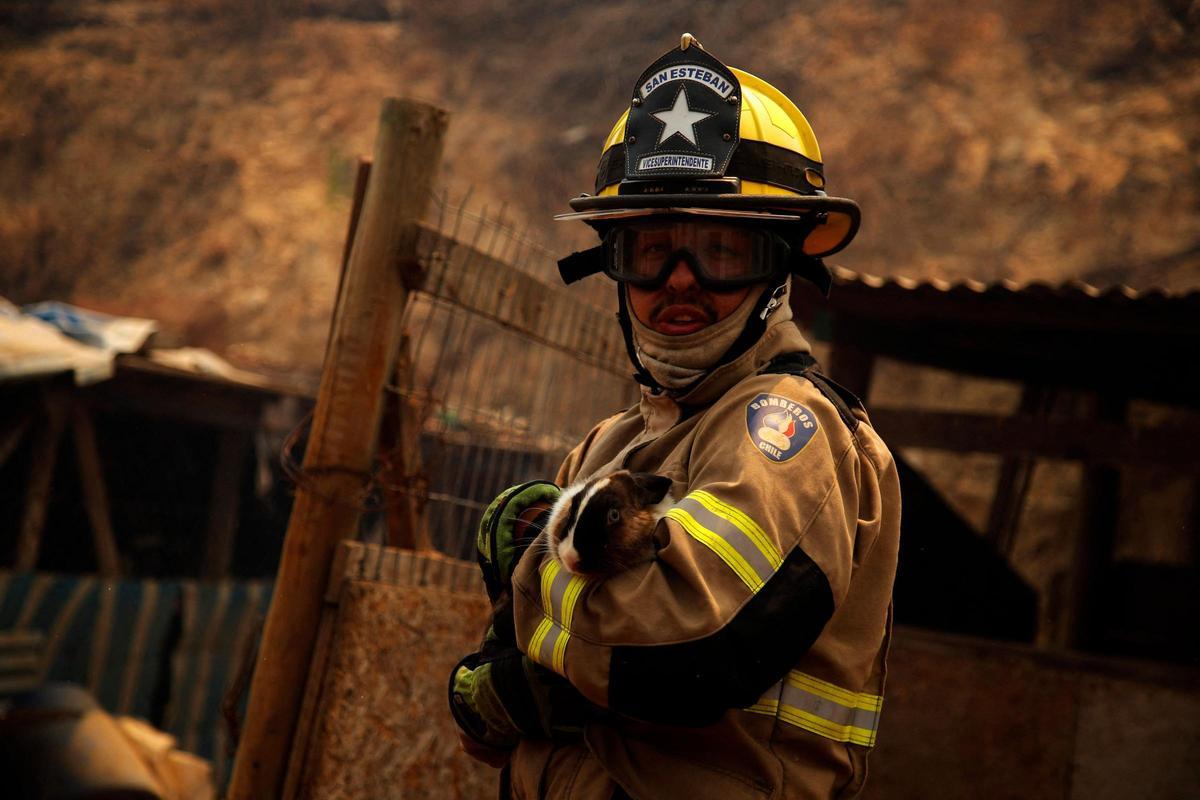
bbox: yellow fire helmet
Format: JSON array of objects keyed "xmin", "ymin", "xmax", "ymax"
[{"xmin": 557, "ymin": 34, "xmax": 860, "ymax": 294}]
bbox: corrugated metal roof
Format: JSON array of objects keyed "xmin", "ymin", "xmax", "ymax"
[
  {"xmin": 827, "ymin": 265, "xmax": 1200, "ymax": 307},
  {"xmin": 793, "ymin": 265, "xmax": 1200, "ymax": 405}
]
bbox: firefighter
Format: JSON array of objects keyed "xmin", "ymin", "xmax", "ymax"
[{"xmin": 450, "ymin": 34, "xmax": 900, "ymax": 799}]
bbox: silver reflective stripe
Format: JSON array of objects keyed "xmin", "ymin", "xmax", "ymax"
[
  {"xmin": 549, "ymin": 566, "xmax": 572, "ymax": 619},
  {"xmin": 538, "ymin": 622, "xmax": 564, "ymax": 670},
  {"xmin": 743, "ymin": 671, "xmax": 882, "ymax": 747},
  {"xmin": 669, "ymin": 496, "xmax": 777, "ymax": 591}
]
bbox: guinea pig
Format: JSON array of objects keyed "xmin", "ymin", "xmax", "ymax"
[{"xmin": 547, "ymin": 470, "xmax": 674, "ymax": 576}]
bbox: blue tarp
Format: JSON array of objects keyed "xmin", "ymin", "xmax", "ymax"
[{"xmin": 0, "ymin": 571, "xmax": 272, "ymax": 786}]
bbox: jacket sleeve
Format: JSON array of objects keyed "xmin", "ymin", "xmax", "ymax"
[
  {"xmin": 554, "ymin": 412, "xmax": 624, "ymax": 487},
  {"xmin": 511, "ymin": 373, "xmax": 895, "ymax": 726}
]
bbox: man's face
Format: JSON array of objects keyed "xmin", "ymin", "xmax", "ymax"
[{"xmin": 624, "ymin": 223, "xmax": 758, "ymax": 335}]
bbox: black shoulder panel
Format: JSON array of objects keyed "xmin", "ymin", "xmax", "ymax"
[
  {"xmin": 607, "ymin": 544, "xmax": 834, "ymax": 726},
  {"xmin": 761, "ymin": 352, "xmax": 863, "ymax": 432}
]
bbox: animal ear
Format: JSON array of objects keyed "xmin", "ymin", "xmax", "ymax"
[{"xmin": 630, "ymin": 472, "xmax": 673, "ymax": 504}]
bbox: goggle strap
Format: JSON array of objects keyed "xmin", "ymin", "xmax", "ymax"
[
  {"xmin": 776, "ymin": 221, "xmax": 831, "ymax": 296},
  {"xmin": 557, "ymin": 245, "xmax": 606, "ymax": 285},
  {"xmin": 789, "ymin": 252, "xmax": 831, "ymax": 296}
]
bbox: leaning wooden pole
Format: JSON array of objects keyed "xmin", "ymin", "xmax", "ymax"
[{"xmin": 227, "ymin": 98, "xmax": 448, "ymax": 800}]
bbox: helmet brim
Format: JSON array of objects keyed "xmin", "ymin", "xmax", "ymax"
[{"xmin": 561, "ymin": 193, "xmax": 861, "ymax": 257}]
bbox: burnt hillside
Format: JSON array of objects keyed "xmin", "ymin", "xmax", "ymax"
[{"xmin": 1, "ymin": 0, "xmax": 1198, "ymax": 375}]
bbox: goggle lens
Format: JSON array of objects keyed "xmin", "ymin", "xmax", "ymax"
[{"xmin": 606, "ymin": 221, "xmax": 781, "ymax": 288}]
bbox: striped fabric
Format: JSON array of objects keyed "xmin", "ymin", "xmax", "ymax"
[
  {"xmin": 527, "ymin": 559, "xmax": 587, "ymax": 676},
  {"xmin": 666, "ymin": 490, "xmax": 782, "ymax": 592},
  {"xmin": 164, "ymin": 579, "xmax": 272, "ymax": 786},
  {"xmin": 745, "ymin": 670, "xmax": 883, "ymax": 746},
  {"xmin": 0, "ymin": 571, "xmax": 272, "ymax": 787}
]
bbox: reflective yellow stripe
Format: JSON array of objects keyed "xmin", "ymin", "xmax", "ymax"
[
  {"xmin": 561, "ymin": 574, "xmax": 586, "ymax": 630},
  {"xmin": 527, "ymin": 559, "xmax": 588, "ymax": 676},
  {"xmin": 541, "ymin": 559, "xmax": 559, "ymax": 612},
  {"xmin": 527, "ymin": 617, "xmax": 554, "ymax": 667},
  {"xmin": 690, "ymin": 490, "xmax": 781, "ymax": 569},
  {"xmin": 777, "ymin": 705, "xmax": 877, "ymax": 746},
  {"xmin": 743, "ymin": 670, "xmax": 883, "ymax": 747},
  {"xmin": 665, "ymin": 507, "xmax": 763, "ymax": 591},
  {"xmin": 745, "ymin": 700, "xmax": 779, "ymax": 716}
]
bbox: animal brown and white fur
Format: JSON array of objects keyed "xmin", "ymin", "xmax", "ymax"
[{"xmin": 547, "ymin": 470, "xmax": 674, "ymax": 576}]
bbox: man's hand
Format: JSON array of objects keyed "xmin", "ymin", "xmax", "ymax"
[
  {"xmin": 449, "ymin": 481, "xmax": 594, "ymax": 759},
  {"xmin": 476, "ymin": 481, "xmax": 561, "ymax": 605},
  {"xmin": 448, "ymin": 648, "xmax": 594, "ymax": 755}
]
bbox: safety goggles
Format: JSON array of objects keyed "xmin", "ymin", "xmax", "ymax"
[{"xmin": 603, "ymin": 220, "xmax": 792, "ymax": 289}]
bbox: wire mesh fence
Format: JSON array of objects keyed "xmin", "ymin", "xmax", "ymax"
[{"xmin": 382, "ymin": 194, "xmax": 639, "ymax": 560}]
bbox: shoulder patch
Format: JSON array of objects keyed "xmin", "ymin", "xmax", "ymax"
[{"xmin": 745, "ymin": 392, "xmax": 819, "ymax": 463}]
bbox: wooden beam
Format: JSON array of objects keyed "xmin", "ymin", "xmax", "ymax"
[
  {"xmin": 91, "ymin": 362, "xmax": 274, "ymax": 432},
  {"xmin": 201, "ymin": 429, "xmax": 250, "ymax": 579},
  {"xmin": 870, "ymin": 407, "xmax": 1200, "ymax": 466},
  {"xmin": 227, "ymin": 98, "xmax": 448, "ymax": 800},
  {"xmin": 340, "ymin": 157, "xmax": 373, "ymax": 276},
  {"xmin": 14, "ymin": 386, "xmax": 69, "ymax": 572},
  {"xmin": 0, "ymin": 409, "xmax": 32, "ymax": 470},
  {"xmin": 325, "ymin": 157, "xmax": 375, "ymax": 365},
  {"xmin": 1070, "ymin": 394, "xmax": 1129, "ymax": 650},
  {"xmin": 71, "ymin": 402, "xmax": 121, "ymax": 576},
  {"xmin": 798, "ymin": 311, "xmax": 1200, "ymax": 408},
  {"xmin": 984, "ymin": 385, "xmax": 1054, "ymax": 556},
  {"xmin": 381, "ymin": 339, "xmax": 431, "ymax": 551},
  {"xmin": 414, "ymin": 223, "xmax": 629, "ymax": 376}
]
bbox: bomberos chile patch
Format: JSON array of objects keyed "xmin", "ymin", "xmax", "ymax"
[{"xmin": 746, "ymin": 393, "xmax": 819, "ymax": 463}]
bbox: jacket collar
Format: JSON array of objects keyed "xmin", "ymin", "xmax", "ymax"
[{"xmin": 639, "ymin": 321, "xmax": 814, "ymax": 412}]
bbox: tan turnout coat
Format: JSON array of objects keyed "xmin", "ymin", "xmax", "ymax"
[{"xmin": 510, "ymin": 321, "xmax": 901, "ymax": 799}]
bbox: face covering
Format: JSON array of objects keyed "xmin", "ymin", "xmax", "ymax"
[{"xmin": 629, "ymin": 278, "xmax": 793, "ymax": 392}]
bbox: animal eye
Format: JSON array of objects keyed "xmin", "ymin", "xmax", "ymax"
[{"xmin": 607, "ymin": 508, "xmax": 620, "ymax": 524}]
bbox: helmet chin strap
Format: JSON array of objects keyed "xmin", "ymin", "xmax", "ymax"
[
  {"xmin": 616, "ymin": 284, "xmax": 664, "ymax": 391},
  {"xmin": 617, "ymin": 275, "xmax": 789, "ymax": 396}
]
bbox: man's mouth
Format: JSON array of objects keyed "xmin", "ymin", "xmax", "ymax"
[{"xmin": 652, "ymin": 303, "xmax": 715, "ymax": 335}]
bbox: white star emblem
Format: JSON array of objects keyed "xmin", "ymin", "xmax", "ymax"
[{"xmin": 651, "ymin": 86, "xmax": 713, "ymax": 146}]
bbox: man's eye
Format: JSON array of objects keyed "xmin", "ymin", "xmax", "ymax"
[
  {"xmin": 607, "ymin": 508, "xmax": 621, "ymax": 524},
  {"xmin": 706, "ymin": 243, "xmax": 738, "ymax": 258}
]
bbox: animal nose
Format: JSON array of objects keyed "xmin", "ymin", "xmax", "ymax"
[{"xmin": 561, "ymin": 549, "xmax": 581, "ymax": 574}]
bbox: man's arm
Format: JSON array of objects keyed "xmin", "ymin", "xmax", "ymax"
[{"xmin": 511, "ymin": 373, "xmax": 897, "ymax": 726}]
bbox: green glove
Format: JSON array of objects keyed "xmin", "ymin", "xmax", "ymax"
[
  {"xmin": 448, "ymin": 647, "xmax": 591, "ymax": 749},
  {"xmin": 477, "ymin": 480, "xmax": 561, "ymax": 604}
]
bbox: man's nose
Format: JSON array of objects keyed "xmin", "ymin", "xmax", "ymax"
[{"xmin": 663, "ymin": 256, "xmax": 700, "ymax": 293}]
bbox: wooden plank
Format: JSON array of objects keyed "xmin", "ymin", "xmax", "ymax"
[
  {"xmin": 228, "ymin": 98, "xmax": 448, "ymax": 800},
  {"xmin": 799, "ymin": 311, "xmax": 1200, "ymax": 407},
  {"xmin": 0, "ymin": 409, "xmax": 32, "ymax": 470},
  {"xmin": 14, "ymin": 386, "xmax": 69, "ymax": 572},
  {"xmin": 382, "ymin": 338, "xmax": 432, "ymax": 551},
  {"xmin": 984, "ymin": 385, "xmax": 1054, "ymax": 555},
  {"xmin": 340, "ymin": 158, "xmax": 373, "ymax": 276},
  {"xmin": 202, "ymin": 429, "xmax": 250, "ymax": 579},
  {"xmin": 1070, "ymin": 394, "xmax": 1129, "ymax": 650},
  {"xmin": 415, "ymin": 224, "xmax": 629, "ymax": 376},
  {"xmin": 90, "ymin": 362, "xmax": 275, "ymax": 432},
  {"xmin": 71, "ymin": 402, "xmax": 121, "ymax": 576},
  {"xmin": 870, "ymin": 407, "xmax": 1200, "ymax": 466},
  {"xmin": 325, "ymin": 157, "xmax": 375, "ymax": 367}
]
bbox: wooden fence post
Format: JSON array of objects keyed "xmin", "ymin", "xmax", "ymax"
[{"xmin": 227, "ymin": 98, "xmax": 448, "ymax": 800}]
